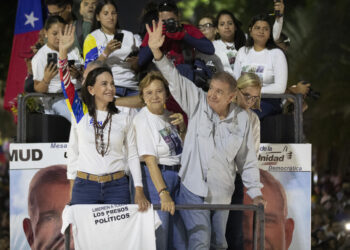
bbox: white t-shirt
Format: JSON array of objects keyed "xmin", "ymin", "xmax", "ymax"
[
  {"xmin": 233, "ymin": 47, "xmax": 288, "ymax": 94},
  {"xmin": 32, "ymin": 44, "xmax": 83, "ymax": 93},
  {"xmin": 67, "ymin": 110, "xmax": 142, "ymax": 187},
  {"xmin": 213, "ymin": 40, "xmax": 237, "ymax": 75},
  {"xmin": 61, "ymin": 204, "xmax": 161, "ymax": 250},
  {"xmin": 133, "ymin": 107, "xmax": 182, "ymax": 166},
  {"xmin": 83, "ymin": 29, "xmax": 139, "ymax": 89}
]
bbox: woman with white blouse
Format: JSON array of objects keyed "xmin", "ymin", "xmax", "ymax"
[
  {"xmin": 226, "ymin": 72, "xmax": 262, "ymax": 249},
  {"xmin": 233, "ymin": 14, "xmax": 288, "ymax": 119},
  {"xmin": 83, "ymin": 0, "xmax": 139, "ymax": 97},
  {"xmin": 213, "ymin": 3, "xmax": 284, "ymax": 76},
  {"xmin": 58, "ymin": 24, "xmax": 149, "ymax": 208}
]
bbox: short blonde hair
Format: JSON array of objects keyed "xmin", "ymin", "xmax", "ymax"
[
  {"xmin": 237, "ymin": 73, "xmax": 262, "ymax": 110},
  {"xmin": 139, "ymin": 71, "xmax": 170, "ymax": 104}
]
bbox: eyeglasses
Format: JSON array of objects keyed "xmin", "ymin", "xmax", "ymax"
[
  {"xmin": 198, "ymin": 23, "xmax": 214, "ymax": 30},
  {"xmin": 48, "ymin": 5, "xmax": 67, "ymax": 16},
  {"xmin": 239, "ymin": 89, "xmax": 260, "ymax": 102}
]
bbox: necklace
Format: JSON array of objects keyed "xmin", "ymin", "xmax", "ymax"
[
  {"xmin": 222, "ymin": 41, "xmax": 235, "ymax": 50},
  {"xmin": 93, "ymin": 111, "xmax": 112, "ymax": 157}
]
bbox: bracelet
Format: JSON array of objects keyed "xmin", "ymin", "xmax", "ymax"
[
  {"xmin": 102, "ymin": 51, "xmax": 108, "ymax": 58},
  {"xmin": 158, "ymin": 187, "xmax": 168, "ymax": 195},
  {"xmin": 159, "ymin": 190, "xmax": 170, "ymax": 196}
]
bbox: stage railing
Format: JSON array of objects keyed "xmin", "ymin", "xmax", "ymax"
[
  {"xmin": 64, "ymin": 203, "xmax": 265, "ymax": 250},
  {"xmin": 16, "ymin": 93, "xmax": 304, "ymax": 143},
  {"xmin": 261, "ymin": 93, "xmax": 304, "ymax": 143}
]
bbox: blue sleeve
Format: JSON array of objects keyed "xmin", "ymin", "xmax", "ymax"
[
  {"xmin": 138, "ymin": 46, "xmax": 154, "ymax": 67},
  {"xmin": 183, "ymin": 34, "xmax": 214, "ymax": 55}
]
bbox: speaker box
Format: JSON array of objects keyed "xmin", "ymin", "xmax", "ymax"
[
  {"xmin": 260, "ymin": 114, "xmax": 295, "ymax": 143},
  {"xmin": 26, "ymin": 113, "xmax": 71, "ymax": 142}
]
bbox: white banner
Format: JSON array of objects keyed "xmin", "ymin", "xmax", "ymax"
[{"xmin": 9, "ymin": 143, "xmax": 68, "ymax": 169}]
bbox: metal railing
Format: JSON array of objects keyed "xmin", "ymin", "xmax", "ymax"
[
  {"xmin": 64, "ymin": 203, "xmax": 265, "ymax": 250},
  {"xmin": 16, "ymin": 93, "xmax": 304, "ymax": 143},
  {"xmin": 261, "ymin": 93, "xmax": 304, "ymax": 143}
]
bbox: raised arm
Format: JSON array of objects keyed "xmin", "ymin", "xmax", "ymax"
[
  {"xmin": 272, "ymin": 0, "xmax": 285, "ymax": 41},
  {"xmin": 147, "ymin": 20, "xmax": 203, "ymax": 117},
  {"xmin": 59, "ymin": 24, "xmax": 86, "ymax": 123}
]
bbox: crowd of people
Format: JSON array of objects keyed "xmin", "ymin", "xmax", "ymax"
[
  {"xmin": 311, "ymin": 174, "xmax": 350, "ymax": 249},
  {"xmin": 2, "ymin": 0, "xmax": 327, "ymax": 249}
]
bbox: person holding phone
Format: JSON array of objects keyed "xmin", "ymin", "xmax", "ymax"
[
  {"xmin": 233, "ymin": 14, "xmax": 288, "ymax": 119},
  {"xmin": 31, "ymin": 15, "xmax": 83, "ymax": 122},
  {"xmin": 83, "ymin": 0, "xmax": 140, "ymax": 97}
]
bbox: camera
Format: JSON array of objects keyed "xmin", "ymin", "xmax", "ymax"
[
  {"xmin": 162, "ymin": 18, "xmax": 179, "ymax": 33},
  {"xmin": 301, "ymin": 81, "xmax": 320, "ymax": 100},
  {"xmin": 47, "ymin": 53, "xmax": 57, "ymax": 66}
]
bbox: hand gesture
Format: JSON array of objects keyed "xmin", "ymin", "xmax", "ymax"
[
  {"xmin": 160, "ymin": 190, "xmax": 175, "ymax": 215},
  {"xmin": 104, "ymin": 40, "xmax": 122, "ymax": 57},
  {"xmin": 252, "ymin": 195, "xmax": 267, "ymax": 209},
  {"xmin": 69, "ymin": 65, "xmax": 83, "ymax": 79},
  {"xmin": 43, "ymin": 62, "xmax": 58, "ymax": 83},
  {"xmin": 274, "ymin": 0, "xmax": 285, "ymax": 17},
  {"xmin": 134, "ymin": 186, "xmax": 151, "ymax": 212},
  {"xmin": 125, "ymin": 56, "xmax": 139, "ymax": 72},
  {"xmin": 146, "ymin": 20, "xmax": 165, "ymax": 52},
  {"xmin": 170, "ymin": 113, "xmax": 186, "ymax": 133},
  {"xmin": 59, "ymin": 24, "xmax": 75, "ymax": 53}
]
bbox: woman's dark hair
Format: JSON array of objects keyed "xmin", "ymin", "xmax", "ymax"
[
  {"xmin": 246, "ymin": 14, "xmax": 278, "ymax": 50},
  {"xmin": 92, "ymin": 0, "xmax": 119, "ymax": 31},
  {"xmin": 215, "ymin": 10, "xmax": 246, "ymax": 50},
  {"xmin": 158, "ymin": 1, "xmax": 178, "ymax": 16},
  {"xmin": 81, "ymin": 66, "xmax": 119, "ymax": 117},
  {"xmin": 139, "ymin": 2, "xmax": 159, "ymax": 39},
  {"xmin": 44, "ymin": 15, "xmax": 67, "ymax": 30}
]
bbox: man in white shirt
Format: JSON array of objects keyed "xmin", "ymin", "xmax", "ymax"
[{"xmin": 146, "ymin": 20, "xmax": 265, "ymax": 249}]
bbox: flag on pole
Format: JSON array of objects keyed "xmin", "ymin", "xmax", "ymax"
[{"xmin": 4, "ymin": 0, "xmax": 43, "ymax": 110}]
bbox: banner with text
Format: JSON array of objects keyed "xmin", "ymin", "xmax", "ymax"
[{"xmin": 10, "ymin": 143, "xmax": 311, "ymax": 250}]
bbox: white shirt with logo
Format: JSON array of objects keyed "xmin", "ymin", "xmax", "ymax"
[
  {"xmin": 133, "ymin": 107, "xmax": 182, "ymax": 166},
  {"xmin": 61, "ymin": 204, "xmax": 161, "ymax": 250}
]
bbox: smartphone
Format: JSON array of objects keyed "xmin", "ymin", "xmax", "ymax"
[
  {"xmin": 274, "ymin": 0, "xmax": 281, "ymax": 17},
  {"xmin": 47, "ymin": 53, "xmax": 57, "ymax": 66},
  {"xmin": 68, "ymin": 60, "xmax": 75, "ymax": 67},
  {"xmin": 114, "ymin": 33, "xmax": 124, "ymax": 43}
]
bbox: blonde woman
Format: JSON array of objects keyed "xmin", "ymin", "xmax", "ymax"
[{"xmin": 226, "ymin": 72, "xmax": 262, "ymax": 249}]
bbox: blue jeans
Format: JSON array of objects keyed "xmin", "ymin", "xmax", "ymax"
[
  {"xmin": 115, "ymin": 86, "xmax": 139, "ymax": 97},
  {"xmin": 142, "ymin": 163, "xmax": 187, "ymax": 250},
  {"xmin": 177, "ymin": 183, "xmax": 229, "ymax": 250},
  {"xmin": 70, "ymin": 176, "xmax": 130, "ymax": 205}
]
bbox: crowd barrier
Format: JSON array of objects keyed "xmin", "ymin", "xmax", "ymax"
[
  {"xmin": 16, "ymin": 93, "xmax": 304, "ymax": 143},
  {"xmin": 64, "ymin": 204, "xmax": 265, "ymax": 250}
]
